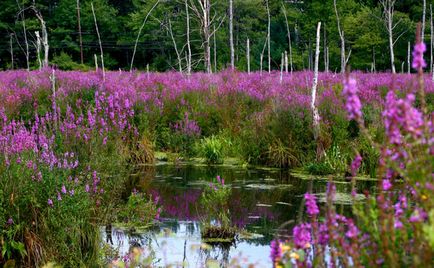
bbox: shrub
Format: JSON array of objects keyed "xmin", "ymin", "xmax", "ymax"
[{"xmin": 199, "ymin": 135, "xmax": 225, "ymax": 164}]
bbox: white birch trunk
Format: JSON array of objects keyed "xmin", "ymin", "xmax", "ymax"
[
  {"xmin": 94, "ymin": 54, "xmax": 98, "ymax": 71},
  {"xmin": 285, "ymin": 51, "xmax": 288, "ymax": 73},
  {"xmin": 247, "ymin": 38, "xmax": 250, "ymax": 74},
  {"xmin": 229, "ymin": 0, "xmax": 234, "ymax": 69},
  {"xmin": 167, "ymin": 18, "xmax": 182, "ymax": 73},
  {"xmin": 282, "ymin": 4, "xmax": 293, "ymax": 73},
  {"xmin": 312, "ymin": 22, "xmax": 322, "ymax": 160},
  {"xmin": 381, "ymin": 0, "xmax": 396, "ymax": 73},
  {"xmin": 422, "ymin": 0, "xmax": 426, "ymax": 42},
  {"xmin": 32, "ymin": 7, "xmax": 49, "ymax": 68},
  {"xmin": 280, "ymin": 52, "xmax": 283, "ymax": 84},
  {"xmin": 35, "ymin": 31, "xmax": 42, "ymax": 70},
  {"xmin": 408, "ymin": 41, "xmax": 411, "ymax": 74},
  {"xmin": 91, "ymin": 2, "xmax": 105, "ymax": 81}
]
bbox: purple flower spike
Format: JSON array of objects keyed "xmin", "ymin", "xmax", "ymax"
[
  {"xmin": 412, "ymin": 42, "xmax": 427, "ymax": 70},
  {"xmin": 304, "ymin": 193, "xmax": 319, "ymax": 216},
  {"xmin": 342, "ymin": 77, "xmax": 362, "ymax": 122}
]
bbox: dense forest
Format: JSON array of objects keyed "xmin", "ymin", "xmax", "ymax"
[{"xmin": 0, "ymin": 0, "xmax": 429, "ymax": 72}]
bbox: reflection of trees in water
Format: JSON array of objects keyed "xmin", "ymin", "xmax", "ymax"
[{"xmin": 199, "ymin": 242, "xmax": 232, "ymax": 268}]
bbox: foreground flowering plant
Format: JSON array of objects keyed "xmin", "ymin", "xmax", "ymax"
[{"xmin": 272, "ymin": 37, "xmax": 434, "ymax": 267}]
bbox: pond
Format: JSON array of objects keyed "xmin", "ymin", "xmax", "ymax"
[{"xmin": 102, "ymin": 164, "xmax": 376, "ymax": 267}]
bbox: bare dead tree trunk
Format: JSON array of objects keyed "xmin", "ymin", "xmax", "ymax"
[
  {"xmin": 35, "ymin": 31, "xmax": 42, "ymax": 70},
  {"xmin": 185, "ymin": 0, "xmax": 192, "ymax": 75},
  {"xmin": 372, "ymin": 47, "xmax": 376, "ymax": 72},
  {"xmin": 266, "ymin": 0, "xmax": 271, "ymax": 73},
  {"xmin": 408, "ymin": 41, "xmax": 411, "ymax": 74},
  {"xmin": 247, "ymin": 38, "xmax": 250, "ymax": 74},
  {"xmin": 94, "ymin": 54, "xmax": 98, "ymax": 71},
  {"xmin": 9, "ymin": 34, "xmax": 14, "ymax": 70},
  {"xmin": 326, "ymin": 46, "xmax": 329, "ymax": 72},
  {"xmin": 229, "ymin": 0, "xmax": 234, "ymax": 69},
  {"xmin": 16, "ymin": 0, "xmax": 30, "ymax": 71},
  {"xmin": 334, "ymin": 0, "xmax": 345, "ymax": 73},
  {"xmin": 130, "ymin": 0, "xmax": 160, "ymax": 71},
  {"xmin": 280, "ymin": 52, "xmax": 283, "ymax": 83},
  {"xmin": 32, "ymin": 6, "xmax": 49, "ymax": 68},
  {"xmin": 285, "ymin": 51, "xmax": 288, "ymax": 73},
  {"xmin": 380, "ymin": 0, "xmax": 397, "ymax": 73},
  {"xmin": 323, "ymin": 22, "xmax": 328, "ymax": 72},
  {"xmin": 91, "ymin": 2, "xmax": 105, "ymax": 81},
  {"xmin": 260, "ymin": 35, "xmax": 267, "ymax": 76},
  {"xmin": 312, "ymin": 22, "xmax": 323, "ymax": 160},
  {"xmin": 204, "ymin": 0, "xmax": 212, "ymax": 73},
  {"xmin": 167, "ymin": 18, "xmax": 183, "ymax": 73},
  {"xmin": 422, "ymin": 0, "xmax": 426, "ymax": 42},
  {"xmin": 213, "ymin": 24, "xmax": 217, "ymax": 72},
  {"xmin": 77, "ymin": 0, "xmax": 84, "ymax": 64},
  {"xmin": 282, "ymin": 4, "xmax": 293, "ymax": 73}
]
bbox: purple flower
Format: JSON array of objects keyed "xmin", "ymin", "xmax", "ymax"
[
  {"xmin": 270, "ymin": 240, "xmax": 282, "ymax": 264},
  {"xmin": 293, "ymin": 223, "xmax": 312, "ymax": 248},
  {"xmin": 345, "ymin": 219, "xmax": 359, "ymax": 239},
  {"xmin": 318, "ymin": 223, "xmax": 329, "ymax": 245},
  {"xmin": 61, "ymin": 185, "xmax": 67, "ymax": 194},
  {"xmin": 304, "ymin": 193, "xmax": 319, "ymax": 216},
  {"xmin": 409, "ymin": 208, "xmax": 427, "ymax": 223},
  {"xmin": 7, "ymin": 218, "xmax": 14, "ymax": 225},
  {"xmin": 382, "ymin": 179, "xmax": 392, "ymax": 191},
  {"xmin": 48, "ymin": 199, "xmax": 54, "ymax": 207},
  {"xmin": 350, "ymin": 155, "xmax": 362, "ymax": 177},
  {"xmin": 342, "ymin": 77, "xmax": 362, "ymax": 121},
  {"xmin": 412, "ymin": 42, "xmax": 427, "ymax": 70},
  {"xmin": 57, "ymin": 192, "xmax": 62, "ymax": 201}
]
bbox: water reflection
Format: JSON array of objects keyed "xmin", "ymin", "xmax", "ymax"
[{"xmin": 106, "ymin": 164, "xmax": 376, "ymax": 266}]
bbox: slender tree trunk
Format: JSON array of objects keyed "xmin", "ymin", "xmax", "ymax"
[
  {"xmin": 229, "ymin": 0, "xmax": 234, "ymax": 69},
  {"xmin": 246, "ymin": 38, "xmax": 250, "ymax": 74},
  {"xmin": 130, "ymin": 0, "xmax": 160, "ymax": 71},
  {"xmin": 260, "ymin": 34, "xmax": 267, "ymax": 76},
  {"xmin": 323, "ymin": 22, "xmax": 327, "ymax": 72},
  {"xmin": 167, "ymin": 19, "xmax": 182, "ymax": 73},
  {"xmin": 185, "ymin": 0, "xmax": 192, "ymax": 75},
  {"xmin": 77, "ymin": 0, "xmax": 84, "ymax": 64},
  {"xmin": 408, "ymin": 41, "xmax": 411, "ymax": 74},
  {"xmin": 213, "ymin": 24, "xmax": 217, "ymax": 72},
  {"xmin": 312, "ymin": 22, "xmax": 323, "ymax": 160},
  {"xmin": 203, "ymin": 0, "xmax": 212, "ymax": 73},
  {"xmin": 33, "ymin": 7, "xmax": 49, "ymax": 68},
  {"xmin": 17, "ymin": 0, "xmax": 30, "ymax": 71},
  {"xmin": 266, "ymin": 0, "xmax": 271, "ymax": 73},
  {"xmin": 422, "ymin": 0, "xmax": 426, "ymax": 42},
  {"xmin": 94, "ymin": 54, "xmax": 98, "ymax": 71},
  {"xmin": 334, "ymin": 0, "xmax": 345, "ymax": 73},
  {"xmin": 372, "ymin": 47, "xmax": 376, "ymax": 72},
  {"xmin": 91, "ymin": 2, "xmax": 105, "ymax": 81},
  {"xmin": 35, "ymin": 31, "xmax": 42, "ymax": 70},
  {"xmin": 285, "ymin": 51, "xmax": 288, "ymax": 73},
  {"xmin": 381, "ymin": 0, "xmax": 396, "ymax": 73},
  {"xmin": 280, "ymin": 52, "xmax": 283, "ymax": 84},
  {"xmin": 430, "ymin": 4, "xmax": 433, "ymax": 76},
  {"xmin": 9, "ymin": 34, "xmax": 14, "ymax": 70},
  {"xmin": 326, "ymin": 46, "xmax": 329, "ymax": 72},
  {"xmin": 282, "ymin": 4, "xmax": 293, "ymax": 73}
]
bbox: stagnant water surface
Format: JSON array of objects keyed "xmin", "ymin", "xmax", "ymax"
[{"xmin": 102, "ymin": 164, "xmax": 376, "ymax": 267}]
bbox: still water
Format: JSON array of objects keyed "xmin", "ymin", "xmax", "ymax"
[{"xmin": 102, "ymin": 164, "xmax": 375, "ymax": 267}]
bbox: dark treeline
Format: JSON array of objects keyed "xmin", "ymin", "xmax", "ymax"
[{"xmin": 0, "ymin": 0, "xmax": 429, "ymax": 72}]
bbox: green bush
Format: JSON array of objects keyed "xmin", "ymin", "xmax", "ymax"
[{"xmin": 199, "ymin": 135, "xmax": 225, "ymax": 164}]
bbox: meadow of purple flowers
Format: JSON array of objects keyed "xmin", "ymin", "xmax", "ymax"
[{"xmin": 0, "ymin": 53, "xmax": 433, "ymax": 265}]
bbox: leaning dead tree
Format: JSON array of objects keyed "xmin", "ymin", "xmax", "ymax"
[
  {"xmin": 91, "ymin": 2, "xmax": 105, "ymax": 81},
  {"xmin": 333, "ymin": 0, "xmax": 345, "ymax": 73},
  {"xmin": 35, "ymin": 31, "xmax": 42, "ymax": 70},
  {"xmin": 77, "ymin": 0, "xmax": 84, "ymax": 64},
  {"xmin": 31, "ymin": 5, "xmax": 49, "ymax": 68},
  {"xmin": 130, "ymin": 0, "xmax": 160, "ymax": 71},
  {"xmin": 282, "ymin": 3, "xmax": 293, "ymax": 73},
  {"xmin": 16, "ymin": 0, "xmax": 30, "ymax": 71},
  {"xmin": 229, "ymin": 0, "xmax": 234, "ymax": 69},
  {"xmin": 312, "ymin": 22, "xmax": 323, "ymax": 160}
]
